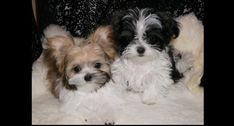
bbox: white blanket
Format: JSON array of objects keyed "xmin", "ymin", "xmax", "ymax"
[
  {"xmin": 32, "ymin": 55, "xmax": 203, "ymax": 125},
  {"xmin": 32, "ymin": 13, "xmax": 203, "ymax": 125}
]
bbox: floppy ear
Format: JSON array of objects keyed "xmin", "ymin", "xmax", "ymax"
[
  {"xmin": 88, "ymin": 25, "xmax": 118, "ymax": 61},
  {"xmin": 157, "ymin": 12, "xmax": 180, "ymax": 43},
  {"xmin": 111, "ymin": 10, "xmax": 128, "ymax": 42},
  {"xmin": 43, "ymin": 36, "xmax": 75, "ymax": 74}
]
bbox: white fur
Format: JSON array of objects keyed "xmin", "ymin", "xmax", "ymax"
[
  {"xmin": 58, "ymin": 81, "xmax": 126, "ymax": 124},
  {"xmin": 114, "ymin": 8, "xmax": 174, "ymax": 105},
  {"xmin": 32, "ymin": 55, "xmax": 203, "ymax": 124},
  {"xmin": 67, "ymin": 66, "xmax": 104, "ymax": 93},
  {"xmin": 32, "ymin": 54, "xmax": 50, "ymax": 100},
  {"xmin": 32, "ymin": 13, "xmax": 203, "ymax": 124},
  {"xmin": 112, "ymin": 50, "xmax": 173, "ymax": 104},
  {"xmin": 43, "ymin": 24, "xmax": 71, "ymax": 39},
  {"xmin": 136, "ymin": 9, "xmax": 162, "ymax": 43},
  {"xmin": 42, "ymin": 24, "xmax": 72, "ymax": 49},
  {"xmin": 171, "ymin": 13, "xmax": 204, "ymax": 95}
]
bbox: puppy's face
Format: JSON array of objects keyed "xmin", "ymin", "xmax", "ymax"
[
  {"xmin": 44, "ymin": 25, "xmax": 115, "ymax": 93},
  {"xmin": 112, "ymin": 8, "xmax": 179, "ymax": 63},
  {"xmin": 64, "ymin": 43, "xmax": 111, "ymax": 89}
]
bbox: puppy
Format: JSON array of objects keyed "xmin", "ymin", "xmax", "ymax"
[
  {"xmin": 42, "ymin": 24, "xmax": 117, "ymax": 98},
  {"xmin": 170, "ymin": 13, "xmax": 204, "ymax": 95},
  {"xmin": 111, "ymin": 8, "xmax": 190, "ymax": 104}
]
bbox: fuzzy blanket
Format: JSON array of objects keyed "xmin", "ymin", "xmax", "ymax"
[{"xmin": 32, "ymin": 13, "xmax": 203, "ymax": 125}]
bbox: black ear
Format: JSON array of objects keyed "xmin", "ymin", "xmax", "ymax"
[
  {"xmin": 111, "ymin": 10, "xmax": 128, "ymax": 42},
  {"xmin": 157, "ymin": 12, "xmax": 180, "ymax": 42}
]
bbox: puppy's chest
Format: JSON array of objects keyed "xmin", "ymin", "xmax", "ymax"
[{"xmin": 121, "ymin": 63, "xmax": 161, "ymax": 92}]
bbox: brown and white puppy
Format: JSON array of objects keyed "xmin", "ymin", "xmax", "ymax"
[{"xmin": 42, "ymin": 24, "xmax": 117, "ymax": 98}]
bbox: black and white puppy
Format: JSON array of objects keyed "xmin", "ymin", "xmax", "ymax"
[{"xmin": 111, "ymin": 8, "xmax": 185, "ymax": 104}]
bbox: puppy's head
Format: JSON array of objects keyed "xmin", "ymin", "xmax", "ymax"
[
  {"xmin": 112, "ymin": 8, "xmax": 180, "ymax": 63},
  {"xmin": 64, "ymin": 43, "xmax": 111, "ymax": 91},
  {"xmin": 43, "ymin": 25, "xmax": 114, "ymax": 93}
]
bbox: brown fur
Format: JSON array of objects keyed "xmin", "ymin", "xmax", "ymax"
[
  {"xmin": 43, "ymin": 25, "xmax": 117, "ymax": 98},
  {"xmin": 87, "ymin": 26, "xmax": 118, "ymax": 61},
  {"xmin": 43, "ymin": 36, "xmax": 74, "ymax": 98}
]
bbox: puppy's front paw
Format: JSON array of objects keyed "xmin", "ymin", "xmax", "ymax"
[
  {"xmin": 142, "ymin": 96, "xmax": 157, "ymax": 105},
  {"xmin": 142, "ymin": 93, "xmax": 159, "ymax": 105},
  {"xmin": 104, "ymin": 120, "xmax": 115, "ymax": 125},
  {"xmin": 141, "ymin": 90, "xmax": 165, "ymax": 105},
  {"xmin": 176, "ymin": 52, "xmax": 194, "ymax": 73}
]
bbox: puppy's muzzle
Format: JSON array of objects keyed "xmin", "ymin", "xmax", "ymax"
[
  {"xmin": 137, "ymin": 46, "xmax": 145, "ymax": 56},
  {"xmin": 84, "ymin": 74, "xmax": 92, "ymax": 82}
]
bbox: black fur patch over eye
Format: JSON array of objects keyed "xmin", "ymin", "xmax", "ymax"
[
  {"xmin": 119, "ymin": 30, "xmax": 134, "ymax": 43},
  {"xmin": 145, "ymin": 30, "xmax": 164, "ymax": 50},
  {"xmin": 147, "ymin": 33, "xmax": 159, "ymax": 45},
  {"xmin": 73, "ymin": 65, "xmax": 81, "ymax": 73},
  {"xmin": 118, "ymin": 30, "xmax": 134, "ymax": 54},
  {"xmin": 94, "ymin": 62, "xmax": 102, "ymax": 69}
]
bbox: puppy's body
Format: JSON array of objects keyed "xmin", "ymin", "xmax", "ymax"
[
  {"xmin": 170, "ymin": 13, "xmax": 204, "ymax": 95},
  {"xmin": 111, "ymin": 8, "xmax": 191, "ymax": 104},
  {"xmin": 112, "ymin": 50, "xmax": 173, "ymax": 104},
  {"xmin": 42, "ymin": 24, "xmax": 116, "ymax": 98}
]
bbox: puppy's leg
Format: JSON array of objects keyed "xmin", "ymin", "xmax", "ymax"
[
  {"xmin": 142, "ymin": 82, "xmax": 168, "ymax": 105},
  {"xmin": 176, "ymin": 50, "xmax": 203, "ymax": 96},
  {"xmin": 186, "ymin": 52, "xmax": 204, "ymax": 96},
  {"xmin": 173, "ymin": 49, "xmax": 194, "ymax": 74},
  {"xmin": 105, "ymin": 121, "xmax": 115, "ymax": 125},
  {"xmin": 142, "ymin": 88, "xmax": 160, "ymax": 105}
]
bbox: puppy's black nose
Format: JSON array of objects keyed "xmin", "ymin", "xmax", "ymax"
[
  {"xmin": 84, "ymin": 74, "xmax": 92, "ymax": 81},
  {"xmin": 137, "ymin": 46, "xmax": 145, "ymax": 54}
]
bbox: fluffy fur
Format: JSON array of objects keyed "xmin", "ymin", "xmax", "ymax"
[
  {"xmin": 32, "ymin": 13, "xmax": 203, "ymax": 124},
  {"xmin": 111, "ymin": 8, "xmax": 191, "ymax": 104},
  {"xmin": 42, "ymin": 24, "xmax": 117, "ymax": 98},
  {"xmin": 170, "ymin": 13, "xmax": 204, "ymax": 95}
]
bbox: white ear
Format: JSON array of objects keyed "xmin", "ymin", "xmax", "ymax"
[
  {"xmin": 43, "ymin": 24, "xmax": 71, "ymax": 38},
  {"xmin": 42, "ymin": 24, "xmax": 72, "ymax": 49}
]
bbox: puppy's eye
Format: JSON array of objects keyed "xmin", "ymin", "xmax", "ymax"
[
  {"xmin": 73, "ymin": 65, "xmax": 81, "ymax": 73},
  {"xmin": 94, "ymin": 62, "xmax": 102, "ymax": 69},
  {"xmin": 146, "ymin": 33, "xmax": 160, "ymax": 45},
  {"xmin": 149, "ymin": 36, "xmax": 157, "ymax": 43},
  {"xmin": 120, "ymin": 31, "xmax": 133, "ymax": 42}
]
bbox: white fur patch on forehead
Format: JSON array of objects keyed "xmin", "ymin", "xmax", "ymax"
[
  {"xmin": 140, "ymin": 8, "xmax": 162, "ymax": 27},
  {"xmin": 137, "ymin": 9, "xmax": 162, "ymax": 32},
  {"xmin": 123, "ymin": 8, "xmax": 140, "ymax": 19},
  {"xmin": 144, "ymin": 14, "xmax": 162, "ymax": 29},
  {"xmin": 123, "ymin": 8, "xmax": 162, "ymax": 42}
]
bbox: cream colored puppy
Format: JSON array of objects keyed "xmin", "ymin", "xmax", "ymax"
[{"xmin": 170, "ymin": 13, "xmax": 204, "ymax": 95}]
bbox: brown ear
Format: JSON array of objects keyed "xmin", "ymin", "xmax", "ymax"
[
  {"xmin": 43, "ymin": 36, "xmax": 74, "ymax": 74},
  {"xmin": 88, "ymin": 25, "xmax": 118, "ymax": 61}
]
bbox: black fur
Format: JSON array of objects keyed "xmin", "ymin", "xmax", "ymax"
[
  {"xmin": 111, "ymin": 10, "xmax": 134, "ymax": 54},
  {"xmin": 111, "ymin": 8, "xmax": 184, "ymax": 83},
  {"xmin": 167, "ymin": 46, "xmax": 184, "ymax": 83},
  {"xmin": 112, "ymin": 8, "xmax": 180, "ymax": 53},
  {"xmin": 155, "ymin": 12, "xmax": 180, "ymax": 48}
]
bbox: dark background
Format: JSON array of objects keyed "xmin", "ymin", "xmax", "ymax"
[{"xmin": 32, "ymin": 0, "xmax": 204, "ymax": 64}]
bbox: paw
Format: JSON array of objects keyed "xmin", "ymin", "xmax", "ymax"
[
  {"xmin": 142, "ymin": 97, "xmax": 157, "ymax": 105},
  {"xmin": 142, "ymin": 94, "xmax": 159, "ymax": 105},
  {"xmin": 104, "ymin": 120, "xmax": 115, "ymax": 125},
  {"xmin": 176, "ymin": 52, "xmax": 194, "ymax": 73}
]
